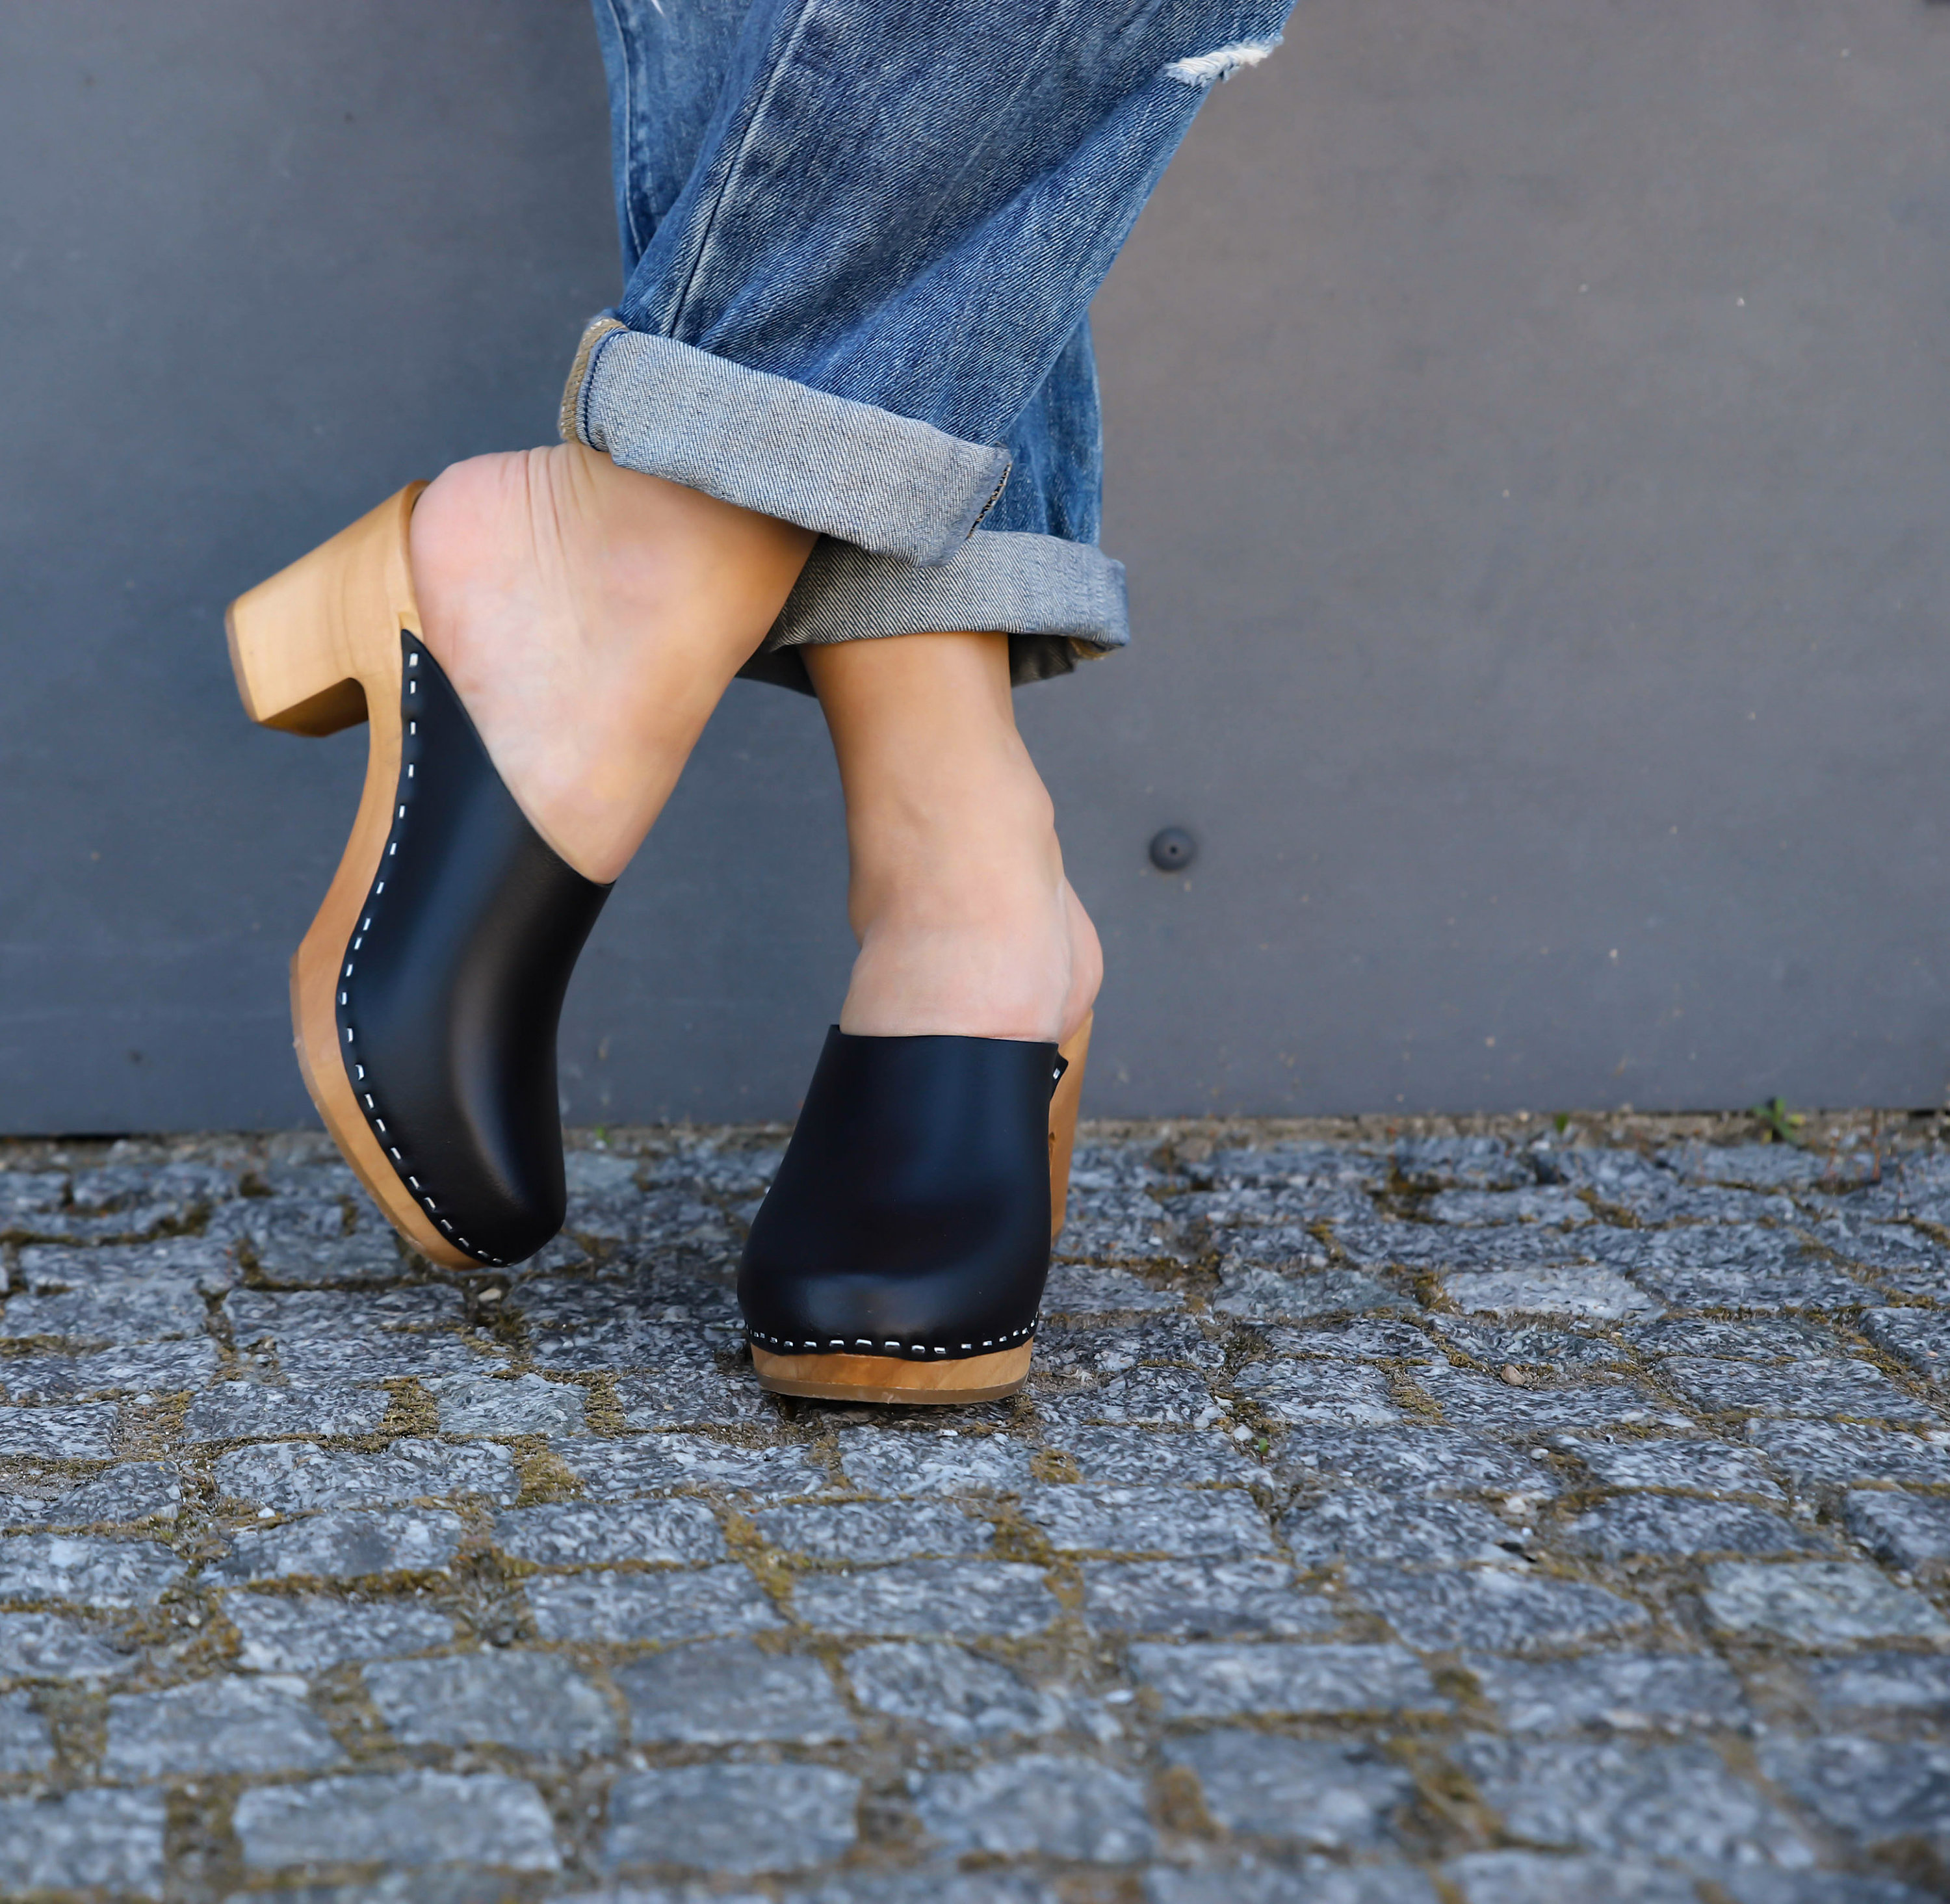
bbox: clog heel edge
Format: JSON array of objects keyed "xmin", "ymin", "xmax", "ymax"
[
  {"xmin": 228, "ymin": 482, "xmax": 473, "ymax": 1270},
  {"xmin": 1048, "ymin": 1008, "xmax": 1093, "ymax": 1241}
]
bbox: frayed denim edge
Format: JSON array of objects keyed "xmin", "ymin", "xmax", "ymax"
[
  {"xmin": 734, "ymin": 528, "xmax": 1128, "ymax": 696},
  {"xmin": 560, "ymin": 316, "xmax": 1014, "ymax": 567},
  {"xmin": 770, "ymin": 530, "xmax": 1127, "ymax": 655}
]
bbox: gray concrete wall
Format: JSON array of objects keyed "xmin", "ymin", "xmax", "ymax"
[{"xmin": 2, "ymin": 0, "xmax": 1947, "ymax": 1132}]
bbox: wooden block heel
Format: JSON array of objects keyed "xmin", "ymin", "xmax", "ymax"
[
  {"xmin": 226, "ymin": 488, "xmax": 471, "ymax": 1267},
  {"xmin": 746, "ymin": 1012, "xmax": 1093, "ymax": 1405},
  {"xmin": 1048, "ymin": 1008, "xmax": 1092, "ymax": 1241}
]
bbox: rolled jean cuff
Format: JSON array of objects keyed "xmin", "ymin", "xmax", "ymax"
[
  {"xmin": 560, "ymin": 317, "xmax": 1012, "ymax": 566},
  {"xmin": 739, "ymin": 529, "xmax": 1129, "ymax": 695}
]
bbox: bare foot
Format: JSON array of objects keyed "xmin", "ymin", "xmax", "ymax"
[
  {"xmin": 805, "ymin": 630, "xmax": 1102, "ymax": 1045},
  {"xmin": 409, "ymin": 444, "xmax": 814, "ymax": 884}
]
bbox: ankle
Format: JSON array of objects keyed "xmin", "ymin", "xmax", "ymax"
[
  {"xmin": 839, "ymin": 801, "xmax": 1100, "ymax": 1043},
  {"xmin": 843, "ymin": 771, "xmax": 1063, "ymax": 936}
]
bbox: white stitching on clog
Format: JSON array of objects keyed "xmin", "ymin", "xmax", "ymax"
[{"xmin": 337, "ymin": 631, "xmax": 497, "ymax": 1272}]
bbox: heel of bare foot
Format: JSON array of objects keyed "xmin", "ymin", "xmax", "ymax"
[{"xmin": 408, "ymin": 443, "xmax": 813, "ymax": 884}]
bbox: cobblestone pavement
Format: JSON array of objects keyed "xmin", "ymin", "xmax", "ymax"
[{"xmin": 4, "ymin": 1115, "xmax": 1950, "ymax": 1903}]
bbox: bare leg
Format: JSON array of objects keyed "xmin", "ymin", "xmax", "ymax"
[
  {"xmin": 410, "ymin": 444, "xmax": 816, "ymax": 884},
  {"xmin": 804, "ymin": 631, "xmax": 1100, "ymax": 1044}
]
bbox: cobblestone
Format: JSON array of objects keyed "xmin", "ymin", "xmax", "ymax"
[
  {"xmin": 1660, "ymin": 1357, "xmax": 1934, "ymax": 1425},
  {"xmin": 1808, "ymin": 1650, "xmax": 1950, "ymax": 1717},
  {"xmin": 234, "ymin": 1769, "xmax": 561, "ymax": 1873},
  {"xmin": 1756, "ymin": 1736, "xmax": 1950, "ymax": 1864},
  {"xmin": 754, "ymin": 1498, "xmax": 991, "ymax": 1561},
  {"xmin": 1455, "ymin": 1734, "xmax": 1814, "ymax": 1868},
  {"xmin": 0, "ymin": 1533, "xmax": 185, "ymax": 1604},
  {"xmin": 1265, "ymin": 1318, "xmax": 1433, "ymax": 1361},
  {"xmin": 0, "ymin": 1402, "xmax": 118, "ymax": 1458},
  {"xmin": 0, "ymin": 1608, "xmax": 134, "ymax": 1680},
  {"xmin": 8, "ymin": 1120, "xmax": 1950, "ymax": 1897},
  {"xmin": 844, "ymin": 1640, "xmax": 1061, "ymax": 1741},
  {"xmin": 1028, "ymin": 1313, "xmax": 1225, "ymax": 1377},
  {"xmin": 604, "ymin": 1764, "xmax": 857, "ymax": 1874},
  {"xmin": 5, "ymin": 1261, "xmax": 209, "ymax": 1344},
  {"xmin": 1020, "ymin": 1483, "xmax": 1275, "ymax": 1556},
  {"xmin": 493, "ymin": 1498, "xmax": 726, "ymax": 1567},
  {"xmin": 1212, "ymin": 1267, "xmax": 1405, "ymax": 1322},
  {"xmin": 1442, "ymin": 1266, "xmax": 1655, "ymax": 1321},
  {"xmin": 183, "ymin": 1379, "xmax": 391, "ymax": 1441},
  {"xmin": 1081, "ymin": 1559, "xmax": 1336, "ymax": 1638},
  {"xmin": 789, "ymin": 1560, "xmax": 1056, "ymax": 1636},
  {"xmin": 1561, "ymin": 1493, "xmax": 1828, "ymax": 1559},
  {"xmin": 427, "ymin": 1372, "xmax": 587, "ymax": 1436},
  {"xmin": 214, "ymin": 1437, "xmax": 519, "ymax": 1512},
  {"xmin": 913, "ymin": 1754, "xmax": 1154, "ymax": 1861},
  {"xmin": 1228, "ymin": 1359, "xmax": 1403, "ymax": 1424},
  {"xmin": 1860, "ymin": 1306, "xmax": 1950, "ymax": 1381},
  {"xmin": 1561, "ymin": 1433, "xmax": 1785, "ymax": 1498},
  {"xmin": 366, "ymin": 1650, "xmax": 619, "ymax": 1754},
  {"xmin": 210, "ymin": 1508, "xmax": 466, "ymax": 1583},
  {"xmin": 1, "ymin": 1338, "xmax": 220, "ymax": 1402},
  {"xmin": 1039, "ymin": 1364, "xmax": 1217, "ymax": 1425},
  {"xmin": 1718, "ymin": 1875, "xmax": 1938, "ymax": 1904},
  {"xmin": 0, "ymin": 1688, "xmax": 55, "ymax": 1771},
  {"xmin": 838, "ymin": 1428, "xmax": 1037, "ymax": 1494},
  {"xmin": 225, "ymin": 1591, "xmax": 456, "ymax": 1671},
  {"xmin": 0, "ymin": 1788, "xmax": 167, "ymax": 1896},
  {"xmin": 525, "ymin": 1563, "xmax": 781, "ymax": 1642},
  {"xmin": 105, "ymin": 1675, "xmax": 343, "ymax": 1776},
  {"xmin": 1410, "ymin": 1363, "xmax": 1688, "ymax": 1434},
  {"xmin": 1466, "ymin": 1650, "xmax": 1747, "ymax": 1734},
  {"xmin": 1748, "ymin": 1419, "xmax": 1950, "ymax": 1489},
  {"xmin": 1282, "ymin": 1489, "xmax": 1519, "ymax": 1566},
  {"xmin": 1279, "ymin": 1426, "xmax": 1558, "ymax": 1498},
  {"xmin": 8, "ymin": 1459, "xmax": 182, "ymax": 1529},
  {"xmin": 1130, "ymin": 1641, "xmax": 1446, "ymax": 1719},
  {"xmin": 615, "ymin": 1637, "xmax": 853, "ymax": 1743},
  {"xmin": 558, "ymin": 1432, "xmax": 824, "ymax": 1502},
  {"xmin": 1164, "ymin": 1732, "xmax": 1411, "ymax": 1847},
  {"xmin": 612, "ymin": 1365, "xmax": 770, "ymax": 1426},
  {"xmin": 1347, "ymin": 1565, "xmax": 1650, "ymax": 1651},
  {"xmin": 1630, "ymin": 1316, "xmax": 1847, "ymax": 1361},
  {"xmin": 1703, "ymin": 1561, "xmax": 1950, "ymax": 1645},
  {"xmin": 1047, "ymin": 1424, "xmax": 1264, "ymax": 1487},
  {"xmin": 1041, "ymin": 1263, "xmax": 1183, "ymax": 1313},
  {"xmin": 1443, "ymin": 1851, "xmax": 1698, "ymax": 1903},
  {"xmin": 1842, "ymin": 1489, "xmax": 1950, "ymax": 1571}
]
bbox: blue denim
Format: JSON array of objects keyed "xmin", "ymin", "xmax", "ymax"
[{"xmin": 568, "ymin": 0, "xmax": 1294, "ymax": 691}]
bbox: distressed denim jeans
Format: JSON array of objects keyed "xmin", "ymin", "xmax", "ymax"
[{"xmin": 565, "ymin": 0, "xmax": 1294, "ymax": 692}]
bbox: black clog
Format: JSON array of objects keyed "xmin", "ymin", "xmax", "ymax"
[{"xmin": 739, "ymin": 1013, "xmax": 1091, "ymax": 1403}]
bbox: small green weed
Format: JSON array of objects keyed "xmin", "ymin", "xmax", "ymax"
[{"xmin": 1750, "ymin": 1095, "xmax": 1806, "ymax": 1146}]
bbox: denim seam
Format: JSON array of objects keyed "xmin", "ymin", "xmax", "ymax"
[
  {"xmin": 601, "ymin": 0, "xmax": 645, "ymax": 261},
  {"xmin": 971, "ymin": 463, "xmax": 1015, "ymax": 533},
  {"xmin": 666, "ymin": 0, "xmax": 827, "ymax": 339}
]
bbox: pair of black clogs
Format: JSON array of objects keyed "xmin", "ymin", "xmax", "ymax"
[{"xmin": 227, "ymin": 486, "xmax": 1087, "ymax": 1403}]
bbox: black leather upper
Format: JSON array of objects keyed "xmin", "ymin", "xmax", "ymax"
[
  {"xmin": 738, "ymin": 1028, "xmax": 1063, "ymax": 1361},
  {"xmin": 335, "ymin": 634, "xmax": 610, "ymax": 1266}
]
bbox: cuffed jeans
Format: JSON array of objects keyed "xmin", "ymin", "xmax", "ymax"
[{"xmin": 565, "ymin": 0, "xmax": 1294, "ymax": 692}]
